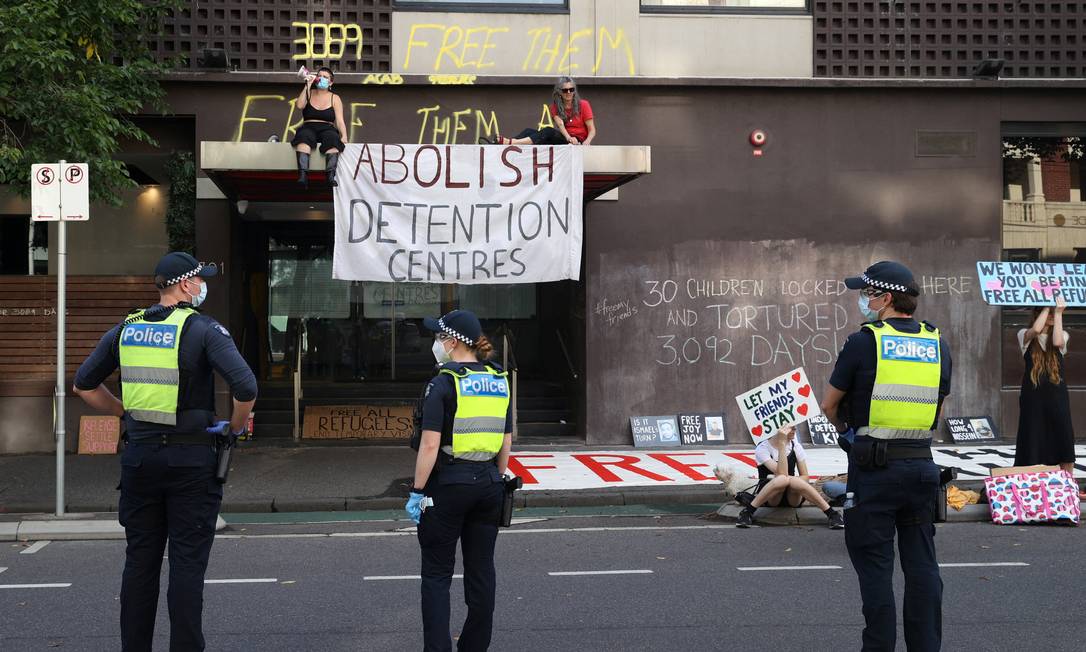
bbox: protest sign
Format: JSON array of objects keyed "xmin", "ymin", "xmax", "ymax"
[
  {"xmin": 944, "ymin": 416, "xmax": 998, "ymax": 443},
  {"xmin": 805, "ymin": 413, "xmax": 840, "ymax": 447},
  {"xmin": 630, "ymin": 416, "xmax": 681, "ymax": 447},
  {"xmin": 976, "ymin": 261, "xmax": 1086, "ymax": 306},
  {"xmin": 333, "ymin": 144, "xmax": 584, "ymax": 284},
  {"xmin": 78, "ymin": 416, "xmax": 120, "ymax": 454},
  {"xmin": 303, "ymin": 405, "xmax": 413, "ymax": 440},
  {"xmin": 735, "ymin": 367, "xmax": 821, "ymax": 444},
  {"xmin": 678, "ymin": 413, "xmax": 728, "ymax": 446}
]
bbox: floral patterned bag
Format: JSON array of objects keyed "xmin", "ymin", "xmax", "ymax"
[{"xmin": 985, "ymin": 470, "xmax": 1080, "ymax": 526}]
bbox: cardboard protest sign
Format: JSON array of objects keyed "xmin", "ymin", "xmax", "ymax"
[
  {"xmin": 78, "ymin": 416, "xmax": 121, "ymax": 454},
  {"xmin": 976, "ymin": 261, "xmax": 1086, "ymax": 306},
  {"xmin": 805, "ymin": 413, "xmax": 840, "ymax": 447},
  {"xmin": 677, "ymin": 413, "xmax": 728, "ymax": 446},
  {"xmin": 302, "ymin": 405, "xmax": 413, "ymax": 440},
  {"xmin": 944, "ymin": 416, "xmax": 998, "ymax": 443},
  {"xmin": 735, "ymin": 367, "xmax": 821, "ymax": 444},
  {"xmin": 630, "ymin": 416, "xmax": 681, "ymax": 447}
]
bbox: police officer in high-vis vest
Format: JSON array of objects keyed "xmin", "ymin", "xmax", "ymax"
[
  {"xmin": 408, "ymin": 309, "xmax": 513, "ymax": 652},
  {"xmin": 73, "ymin": 252, "xmax": 257, "ymax": 652},
  {"xmin": 821, "ymin": 261, "xmax": 952, "ymax": 652}
]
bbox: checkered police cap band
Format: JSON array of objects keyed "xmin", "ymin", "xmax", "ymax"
[
  {"xmin": 437, "ymin": 318, "xmax": 474, "ymax": 346},
  {"xmin": 158, "ymin": 263, "xmax": 204, "ymax": 289},
  {"xmin": 861, "ymin": 273, "xmax": 910, "ymax": 294}
]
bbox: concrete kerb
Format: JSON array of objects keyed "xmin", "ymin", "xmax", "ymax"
[
  {"xmin": 716, "ymin": 502, "xmax": 998, "ymax": 525},
  {"xmin": 1, "ymin": 515, "xmax": 228, "ymax": 542}
]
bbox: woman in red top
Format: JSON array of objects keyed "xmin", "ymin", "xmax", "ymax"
[{"xmin": 483, "ymin": 76, "xmax": 596, "ymax": 146}]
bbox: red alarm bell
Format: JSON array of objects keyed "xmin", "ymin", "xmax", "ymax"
[{"xmin": 750, "ymin": 130, "xmax": 767, "ymax": 156}]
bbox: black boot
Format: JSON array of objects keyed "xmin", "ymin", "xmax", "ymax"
[
  {"xmin": 325, "ymin": 152, "xmax": 340, "ymax": 187},
  {"xmin": 296, "ymin": 151, "xmax": 310, "ymax": 187}
]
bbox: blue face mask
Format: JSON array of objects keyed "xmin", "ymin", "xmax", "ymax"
[
  {"xmin": 315, "ymin": 77, "xmax": 331, "ymax": 90},
  {"xmin": 188, "ymin": 280, "xmax": 208, "ymax": 307},
  {"xmin": 857, "ymin": 293, "xmax": 880, "ymax": 321}
]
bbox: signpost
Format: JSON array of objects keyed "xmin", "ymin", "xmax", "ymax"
[{"xmin": 32, "ymin": 161, "xmax": 89, "ymax": 516}]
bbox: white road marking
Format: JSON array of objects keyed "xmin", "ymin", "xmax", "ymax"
[
  {"xmin": 737, "ymin": 565, "xmax": 844, "ymax": 571},
  {"xmin": 938, "ymin": 562, "xmax": 1030, "ymax": 568},
  {"xmin": 20, "ymin": 541, "xmax": 51, "ymax": 555},
  {"xmin": 363, "ymin": 574, "xmax": 464, "ymax": 581},
  {"xmin": 0, "ymin": 583, "xmax": 72, "ymax": 589},
  {"xmin": 548, "ymin": 570, "xmax": 654, "ymax": 577},
  {"xmin": 204, "ymin": 578, "xmax": 279, "ymax": 584},
  {"xmin": 218, "ymin": 524, "xmax": 738, "ymax": 541},
  {"xmin": 0, "ymin": 567, "xmax": 7, "ymax": 574}
]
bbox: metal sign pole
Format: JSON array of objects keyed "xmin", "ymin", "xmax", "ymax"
[{"xmin": 55, "ymin": 160, "xmax": 67, "ymax": 516}]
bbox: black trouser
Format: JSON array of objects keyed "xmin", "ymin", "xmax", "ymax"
[
  {"xmin": 118, "ymin": 441, "xmax": 222, "ymax": 652},
  {"xmin": 418, "ymin": 462, "xmax": 504, "ymax": 652},
  {"xmin": 845, "ymin": 441, "xmax": 943, "ymax": 652},
  {"xmin": 514, "ymin": 127, "xmax": 568, "ymax": 145}
]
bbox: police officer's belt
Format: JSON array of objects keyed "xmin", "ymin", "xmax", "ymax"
[
  {"xmin": 883, "ymin": 447, "xmax": 932, "ymax": 461},
  {"xmin": 852, "ymin": 439, "xmax": 931, "ymax": 470},
  {"xmin": 129, "ymin": 433, "xmax": 215, "ymax": 446}
]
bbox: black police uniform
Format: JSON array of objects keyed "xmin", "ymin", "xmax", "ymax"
[
  {"xmin": 417, "ymin": 360, "xmax": 513, "ymax": 652},
  {"xmin": 830, "ymin": 317, "xmax": 952, "ymax": 652},
  {"xmin": 74, "ymin": 304, "xmax": 257, "ymax": 652}
]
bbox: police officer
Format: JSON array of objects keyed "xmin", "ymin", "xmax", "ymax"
[
  {"xmin": 820, "ymin": 261, "xmax": 952, "ymax": 652},
  {"xmin": 407, "ymin": 309, "xmax": 513, "ymax": 652},
  {"xmin": 73, "ymin": 252, "xmax": 257, "ymax": 652}
]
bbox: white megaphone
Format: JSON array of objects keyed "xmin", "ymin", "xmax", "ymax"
[{"xmin": 297, "ymin": 65, "xmax": 311, "ymax": 80}]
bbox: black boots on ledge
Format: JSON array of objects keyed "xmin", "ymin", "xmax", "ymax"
[
  {"xmin": 296, "ymin": 151, "xmax": 310, "ymax": 187},
  {"xmin": 326, "ymin": 152, "xmax": 339, "ymax": 188}
]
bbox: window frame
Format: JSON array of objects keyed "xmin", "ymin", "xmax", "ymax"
[
  {"xmin": 639, "ymin": 0, "xmax": 811, "ymax": 16},
  {"xmin": 392, "ymin": 0, "xmax": 569, "ymax": 14}
]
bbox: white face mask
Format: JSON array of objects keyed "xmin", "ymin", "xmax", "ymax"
[
  {"xmin": 857, "ymin": 293, "xmax": 881, "ymax": 321},
  {"xmin": 432, "ymin": 338, "xmax": 452, "ymax": 364},
  {"xmin": 187, "ymin": 280, "xmax": 207, "ymax": 307}
]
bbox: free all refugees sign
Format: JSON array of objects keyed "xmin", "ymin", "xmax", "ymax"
[
  {"xmin": 735, "ymin": 367, "xmax": 821, "ymax": 444},
  {"xmin": 976, "ymin": 261, "xmax": 1086, "ymax": 306},
  {"xmin": 333, "ymin": 144, "xmax": 584, "ymax": 284}
]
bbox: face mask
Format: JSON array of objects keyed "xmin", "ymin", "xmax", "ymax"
[
  {"xmin": 187, "ymin": 280, "xmax": 208, "ymax": 307},
  {"xmin": 857, "ymin": 294, "xmax": 880, "ymax": 321},
  {"xmin": 315, "ymin": 77, "xmax": 331, "ymax": 90},
  {"xmin": 432, "ymin": 338, "xmax": 451, "ymax": 364}
]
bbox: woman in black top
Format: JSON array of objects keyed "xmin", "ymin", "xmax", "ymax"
[
  {"xmin": 292, "ymin": 67, "xmax": 348, "ymax": 187},
  {"xmin": 1014, "ymin": 296, "xmax": 1075, "ymax": 472}
]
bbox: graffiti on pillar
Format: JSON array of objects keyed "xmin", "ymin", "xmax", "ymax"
[{"xmin": 403, "ymin": 24, "xmax": 636, "ymax": 75}]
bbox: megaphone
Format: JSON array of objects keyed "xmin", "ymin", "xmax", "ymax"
[{"xmin": 297, "ymin": 65, "xmax": 310, "ymax": 80}]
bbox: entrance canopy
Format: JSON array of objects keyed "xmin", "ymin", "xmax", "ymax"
[{"xmin": 200, "ymin": 142, "xmax": 650, "ymax": 203}]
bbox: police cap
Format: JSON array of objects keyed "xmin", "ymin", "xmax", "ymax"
[
  {"xmin": 154, "ymin": 252, "xmax": 218, "ymax": 289},
  {"xmin": 844, "ymin": 261, "xmax": 920, "ymax": 296},
  {"xmin": 423, "ymin": 309, "xmax": 481, "ymax": 346}
]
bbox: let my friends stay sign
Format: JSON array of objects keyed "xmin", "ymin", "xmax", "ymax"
[
  {"xmin": 977, "ymin": 261, "xmax": 1086, "ymax": 306},
  {"xmin": 735, "ymin": 367, "xmax": 821, "ymax": 445}
]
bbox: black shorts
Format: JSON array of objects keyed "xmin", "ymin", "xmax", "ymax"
[
  {"xmin": 291, "ymin": 122, "xmax": 344, "ymax": 154},
  {"xmin": 765, "ymin": 478, "xmax": 806, "ymax": 508}
]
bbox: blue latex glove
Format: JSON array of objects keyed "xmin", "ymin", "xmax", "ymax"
[
  {"xmin": 406, "ymin": 491, "xmax": 425, "ymax": 524},
  {"xmin": 206, "ymin": 420, "xmax": 231, "ymax": 436},
  {"xmin": 837, "ymin": 427, "xmax": 855, "ymax": 453}
]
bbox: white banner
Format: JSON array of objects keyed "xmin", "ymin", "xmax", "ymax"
[{"xmin": 333, "ymin": 144, "xmax": 584, "ymax": 284}]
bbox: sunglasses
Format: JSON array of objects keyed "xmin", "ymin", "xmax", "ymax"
[
  {"xmin": 861, "ymin": 288, "xmax": 886, "ymax": 298},
  {"xmin": 560, "ymin": 87, "xmax": 575, "ymax": 93}
]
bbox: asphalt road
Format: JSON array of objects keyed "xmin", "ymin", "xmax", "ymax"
[{"xmin": 1, "ymin": 513, "xmax": 1083, "ymax": 651}]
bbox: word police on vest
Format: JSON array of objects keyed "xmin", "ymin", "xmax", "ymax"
[
  {"xmin": 882, "ymin": 336, "xmax": 939, "ymax": 363},
  {"xmin": 121, "ymin": 323, "xmax": 178, "ymax": 348},
  {"xmin": 460, "ymin": 376, "xmax": 509, "ymax": 398}
]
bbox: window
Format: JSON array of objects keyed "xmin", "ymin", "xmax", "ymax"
[
  {"xmin": 394, "ymin": 0, "xmax": 567, "ymax": 12},
  {"xmin": 642, "ymin": 0, "xmax": 808, "ymax": 13},
  {"xmin": 0, "ymin": 216, "xmax": 48, "ymax": 275}
]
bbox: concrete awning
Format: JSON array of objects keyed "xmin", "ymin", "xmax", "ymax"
[{"xmin": 200, "ymin": 142, "xmax": 650, "ymax": 203}]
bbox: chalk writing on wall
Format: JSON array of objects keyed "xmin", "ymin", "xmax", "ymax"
[
  {"xmin": 403, "ymin": 24, "xmax": 636, "ymax": 75},
  {"xmin": 294, "ymin": 22, "xmax": 364, "ymax": 60}
]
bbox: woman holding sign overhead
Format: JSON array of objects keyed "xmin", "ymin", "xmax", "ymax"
[{"xmin": 1014, "ymin": 296, "xmax": 1075, "ymax": 474}]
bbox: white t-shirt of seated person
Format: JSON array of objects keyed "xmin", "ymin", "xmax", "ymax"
[{"xmin": 754, "ymin": 437, "xmax": 808, "ymax": 474}]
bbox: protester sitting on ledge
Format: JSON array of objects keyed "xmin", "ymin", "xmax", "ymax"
[
  {"xmin": 480, "ymin": 76, "xmax": 595, "ymax": 146},
  {"xmin": 737, "ymin": 425, "xmax": 845, "ymax": 530},
  {"xmin": 292, "ymin": 66, "xmax": 348, "ymax": 188}
]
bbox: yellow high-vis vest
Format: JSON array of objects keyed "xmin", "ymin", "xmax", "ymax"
[
  {"xmin": 439, "ymin": 365, "xmax": 510, "ymax": 461},
  {"xmin": 862, "ymin": 321, "xmax": 942, "ymax": 440},
  {"xmin": 118, "ymin": 308, "xmax": 194, "ymax": 426}
]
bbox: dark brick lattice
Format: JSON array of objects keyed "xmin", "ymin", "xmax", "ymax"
[
  {"xmin": 146, "ymin": 0, "xmax": 392, "ymax": 73},
  {"xmin": 814, "ymin": 1, "xmax": 1086, "ymax": 78}
]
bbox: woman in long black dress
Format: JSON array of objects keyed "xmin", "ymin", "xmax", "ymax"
[{"xmin": 1014, "ymin": 296, "xmax": 1074, "ymax": 473}]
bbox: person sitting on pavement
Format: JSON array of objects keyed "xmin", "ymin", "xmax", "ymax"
[{"xmin": 737, "ymin": 425, "xmax": 845, "ymax": 530}]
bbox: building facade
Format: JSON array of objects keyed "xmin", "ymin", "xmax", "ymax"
[{"xmin": 1, "ymin": 0, "xmax": 1084, "ymax": 453}]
